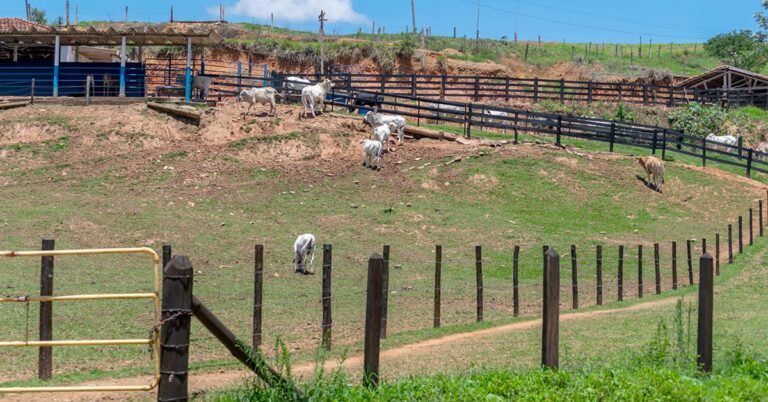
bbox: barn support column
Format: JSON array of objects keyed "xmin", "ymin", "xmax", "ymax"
[
  {"xmin": 119, "ymin": 36, "xmax": 127, "ymax": 97},
  {"xmin": 185, "ymin": 37, "xmax": 192, "ymax": 103},
  {"xmin": 53, "ymin": 35, "xmax": 60, "ymax": 97},
  {"xmin": 12, "ymin": 45, "xmax": 18, "ymax": 62},
  {"xmin": 200, "ymin": 47, "xmax": 206, "ymax": 75}
]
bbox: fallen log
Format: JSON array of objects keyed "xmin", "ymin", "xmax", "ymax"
[
  {"xmin": 147, "ymin": 102, "xmax": 202, "ymax": 125},
  {"xmin": 0, "ymin": 101, "xmax": 29, "ymax": 111},
  {"xmin": 404, "ymin": 125, "xmax": 459, "ymax": 142}
]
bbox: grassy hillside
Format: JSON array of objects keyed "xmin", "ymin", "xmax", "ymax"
[
  {"xmin": 225, "ymin": 23, "xmax": 723, "ymax": 77},
  {"xmin": 0, "ymin": 102, "xmax": 765, "ymax": 388}
]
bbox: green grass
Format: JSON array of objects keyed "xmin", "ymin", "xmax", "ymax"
[
  {"xmin": 228, "ymin": 131, "xmax": 302, "ymax": 150},
  {"xmin": 0, "ymin": 117, "xmax": 765, "ymax": 387}
]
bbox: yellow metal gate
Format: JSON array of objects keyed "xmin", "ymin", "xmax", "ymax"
[{"xmin": 0, "ymin": 247, "xmax": 161, "ymax": 393}]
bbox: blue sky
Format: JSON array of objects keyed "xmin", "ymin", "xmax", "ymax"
[{"xmin": 6, "ymin": 0, "xmax": 763, "ymax": 43}]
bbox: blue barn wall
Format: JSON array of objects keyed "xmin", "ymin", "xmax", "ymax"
[{"xmin": 0, "ymin": 62, "xmax": 145, "ymax": 97}]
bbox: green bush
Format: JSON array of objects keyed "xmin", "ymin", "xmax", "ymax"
[
  {"xmin": 668, "ymin": 102, "xmax": 728, "ymax": 136},
  {"xmin": 394, "ymin": 35, "xmax": 416, "ymax": 60},
  {"xmin": 614, "ymin": 103, "xmax": 636, "ymax": 123}
]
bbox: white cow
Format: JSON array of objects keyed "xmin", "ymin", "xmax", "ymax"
[
  {"xmin": 301, "ymin": 79, "xmax": 335, "ymax": 118},
  {"xmin": 371, "ymin": 123, "xmax": 397, "ymax": 155},
  {"xmin": 362, "ymin": 139, "xmax": 383, "ymax": 169},
  {"xmin": 193, "ymin": 76, "xmax": 214, "ymax": 99},
  {"xmin": 483, "ymin": 109, "xmax": 510, "ymax": 124},
  {"xmin": 363, "ymin": 112, "xmax": 407, "ymax": 145},
  {"xmin": 293, "ymin": 234, "xmax": 317, "ymax": 274},
  {"xmin": 705, "ymin": 134, "xmax": 738, "ymax": 146},
  {"xmin": 238, "ymin": 87, "xmax": 282, "ymax": 116}
]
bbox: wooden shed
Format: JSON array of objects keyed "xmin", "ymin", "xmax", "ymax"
[{"xmin": 678, "ymin": 65, "xmax": 768, "ymax": 108}]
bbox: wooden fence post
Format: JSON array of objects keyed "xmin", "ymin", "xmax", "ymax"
[
  {"xmin": 473, "ymin": 76, "xmax": 480, "ymax": 101},
  {"xmin": 542, "ymin": 248, "xmax": 560, "ymax": 369},
  {"xmin": 739, "ymin": 216, "xmax": 744, "ymax": 254},
  {"xmin": 322, "ymin": 244, "xmax": 332, "ymax": 351},
  {"xmin": 661, "ymin": 129, "xmax": 668, "ymax": 160},
  {"xmin": 672, "ymin": 241, "xmax": 678, "ymax": 290},
  {"xmin": 715, "ymin": 233, "xmax": 720, "ymax": 276},
  {"xmin": 697, "ymin": 253, "xmax": 714, "ymax": 373},
  {"xmin": 654, "ymin": 243, "xmax": 661, "ymax": 295},
  {"xmin": 38, "ymin": 238, "xmax": 55, "ymax": 381},
  {"xmin": 513, "ymin": 245, "xmax": 520, "ymax": 316},
  {"xmin": 618, "ymin": 245, "xmax": 624, "ymax": 301},
  {"xmin": 651, "ymin": 130, "xmax": 658, "ymax": 154},
  {"xmin": 162, "ymin": 244, "xmax": 172, "ymax": 270},
  {"xmin": 728, "ymin": 224, "xmax": 734, "ymax": 263},
  {"xmin": 570, "ymin": 245, "xmax": 578, "ymax": 309},
  {"xmin": 363, "ymin": 254, "xmax": 384, "ymax": 388},
  {"xmin": 158, "ymin": 255, "xmax": 194, "ymax": 401},
  {"xmin": 556, "ymin": 116, "xmax": 562, "ymax": 147},
  {"xmin": 559, "ymin": 79, "xmax": 565, "ymax": 103},
  {"xmin": 749, "ymin": 209, "xmax": 754, "ymax": 246},
  {"xmin": 596, "ymin": 245, "xmax": 603, "ymax": 306},
  {"xmin": 434, "ymin": 245, "xmax": 442, "ymax": 328},
  {"xmin": 760, "ymin": 200, "xmax": 764, "ymax": 237},
  {"xmin": 687, "ymin": 240, "xmax": 694, "ymax": 285},
  {"xmin": 702, "ymin": 137, "xmax": 707, "ymax": 166},
  {"xmin": 475, "ymin": 245, "xmax": 483, "ymax": 322},
  {"xmin": 253, "ymin": 245, "xmax": 263, "ymax": 349},
  {"xmin": 587, "ymin": 81, "xmax": 593, "ymax": 104},
  {"xmin": 381, "ymin": 245, "xmax": 390, "ymax": 339},
  {"xmin": 747, "ymin": 149, "xmax": 754, "ymax": 178},
  {"xmin": 609, "ymin": 121, "xmax": 616, "ymax": 152},
  {"xmin": 637, "ymin": 245, "xmax": 643, "ymax": 298},
  {"xmin": 533, "ymin": 78, "xmax": 540, "ymax": 102}
]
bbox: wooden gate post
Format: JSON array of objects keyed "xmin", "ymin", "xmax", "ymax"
[
  {"xmin": 253, "ymin": 245, "xmax": 264, "ymax": 349},
  {"xmin": 322, "ymin": 244, "xmax": 333, "ymax": 351},
  {"xmin": 363, "ymin": 254, "xmax": 384, "ymax": 388},
  {"xmin": 434, "ymin": 245, "xmax": 442, "ymax": 328},
  {"xmin": 672, "ymin": 241, "xmax": 678, "ymax": 290},
  {"xmin": 749, "ymin": 208, "xmax": 754, "ymax": 246},
  {"xmin": 570, "ymin": 245, "xmax": 578, "ymax": 309},
  {"xmin": 513, "ymin": 246, "xmax": 520, "ymax": 316},
  {"xmin": 542, "ymin": 248, "xmax": 560, "ymax": 369},
  {"xmin": 475, "ymin": 245, "xmax": 483, "ymax": 322},
  {"xmin": 618, "ymin": 245, "xmax": 624, "ymax": 301},
  {"xmin": 697, "ymin": 253, "xmax": 714, "ymax": 373},
  {"xmin": 654, "ymin": 243, "xmax": 661, "ymax": 295},
  {"xmin": 760, "ymin": 201, "xmax": 764, "ymax": 237},
  {"xmin": 158, "ymin": 255, "xmax": 194, "ymax": 402},
  {"xmin": 596, "ymin": 245, "xmax": 603, "ymax": 306},
  {"xmin": 381, "ymin": 245, "xmax": 390, "ymax": 339},
  {"xmin": 39, "ymin": 239, "xmax": 55, "ymax": 381}
]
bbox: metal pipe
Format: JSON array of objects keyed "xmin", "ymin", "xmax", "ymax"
[
  {"xmin": 0, "ymin": 385, "xmax": 155, "ymax": 393},
  {"xmin": 185, "ymin": 37, "xmax": 192, "ymax": 103},
  {"xmin": 53, "ymin": 35, "xmax": 60, "ymax": 97},
  {"xmin": 119, "ymin": 36, "xmax": 127, "ymax": 97}
]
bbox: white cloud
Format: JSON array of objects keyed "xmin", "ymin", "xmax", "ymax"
[{"xmin": 228, "ymin": 0, "xmax": 368, "ymax": 24}]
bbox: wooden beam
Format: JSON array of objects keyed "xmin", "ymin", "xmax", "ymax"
[
  {"xmin": 0, "ymin": 101, "xmax": 30, "ymax": 110},
  {"xmin": 147, "ymin": 102, "xmax": 201, "ymax": 125}
]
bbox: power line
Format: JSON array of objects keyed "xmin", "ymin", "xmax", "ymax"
[{"xmin": 458, "ymin": 0, "xmax": 708, "ymax": 41}]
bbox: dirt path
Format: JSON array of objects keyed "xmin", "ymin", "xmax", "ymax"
[{"xmin": 1, "ymin": 294, "xmax": 692, "ymax": 402}]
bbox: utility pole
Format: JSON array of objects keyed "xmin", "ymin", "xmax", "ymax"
[
  {"xmin": 25, "ymin": 0, "xmax": 30, "ymax": 20},
  {"xmin": 411, "ymin": 0, "xmax": 417, "ymax": 34},
  {"xmin": 66, "ymin": 0, "xmax": 70, "ymax": 25},
  {"xmin": 271, "ymin": 13, "xmax": 274, "ymax": 31},
  {"xmin": 318, "ymin": 10, "xmax": 327, "ymax": 77},
  {"xmin": 515, "ymin": 0, "xmax": 519, "ymax": 43},
  {"xmin": 124, "ymin": 6, "xmax": 128, "ymax": 22},
  {"xmin": 475, "ymin": 0, "xmax": 481, "ymax": 53},
  {"xmin": 170, "ymin": 5, "xmax": 174, "ymax": 22}
]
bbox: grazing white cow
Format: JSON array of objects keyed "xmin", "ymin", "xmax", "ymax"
[
  {"xmin": 362, "ymin": 139, "xmax": 383, "ymax": 169},
  {"xmin": 293, "ymin": 234, "xmax": 317, "ymax": 274},
  {"xmin": 238, "ymin": 87, "xmax": 282, "ymax": 116},
  {"xmin": 301, "ymin": 79, "xmax": 335, "ymax": 118},
  {"xmin": 637, "ymin": 156, "xmax": 665, "ymax": 193},
  {"xmin": 363, "ymin": 112, "xmax": 407, "ymax": 145}
]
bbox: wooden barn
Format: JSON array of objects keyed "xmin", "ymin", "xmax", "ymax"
[{"xmin": 678, "ymin": 65, "xmax": 768, "ymax": 109}]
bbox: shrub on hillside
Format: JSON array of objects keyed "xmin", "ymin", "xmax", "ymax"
[
  {"xmin": 668, "ymin": 102, "xmax": 728, "ymax": 136},
  {"xmin": 394, "ymin": 35, "xmax": 417, "ymax": 60}
]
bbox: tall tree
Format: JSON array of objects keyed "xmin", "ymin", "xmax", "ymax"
[
  {"xmin": 755, "ymin": 0, "xmax": 768, "ymax": 29},
  {"xmin": 704, "ymin": 30, "xmax": 767, "ymax": 70},
  {"xmin": 29, "ymin": 6, "xmax": 47, "ymax": 25}
]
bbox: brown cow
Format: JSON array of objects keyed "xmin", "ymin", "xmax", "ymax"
[{"xmin": 637, "ymin": 156, "xmax": 665, "ymax": 193}]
